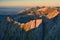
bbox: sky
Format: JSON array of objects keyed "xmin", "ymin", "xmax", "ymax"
[{"xmin": 0, "ymin": 0, "xmax": 60, "ymax": 7}]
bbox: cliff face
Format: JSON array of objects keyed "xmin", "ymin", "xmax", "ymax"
[
  {"xmin": 0, "ymin": 6, "xmax": 60, "ymax": 40},
  {"xmin": 6, "ymin": 6, "xmax": 60, "ymax": 32}
]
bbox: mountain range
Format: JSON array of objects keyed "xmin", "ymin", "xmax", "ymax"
[{"xmin": 0, "ymin": 6, "xmax": 60, "ymax": 40}]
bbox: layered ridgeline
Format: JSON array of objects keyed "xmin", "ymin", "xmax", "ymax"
[
  {"xmin": 0, "ymin": 6, "xmax": 60, "ymax": 40},
  {"xmin": 5, "ymin": 6, "xmax": 60, "ymax": 32}
]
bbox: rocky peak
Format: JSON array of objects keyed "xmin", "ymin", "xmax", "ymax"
[{"xmin": 6, "ymin": 6, "xmax": 60, "ymax": 32}]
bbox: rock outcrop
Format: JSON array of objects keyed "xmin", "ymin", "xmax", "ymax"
[{"xmin": 7, "ymin": 6, "xmax": 60, "ymax": 32}]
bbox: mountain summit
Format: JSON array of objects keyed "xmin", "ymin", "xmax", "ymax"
[{"xmin": 6, "ymin": 6, "xmax": 60, "ymax": 32}]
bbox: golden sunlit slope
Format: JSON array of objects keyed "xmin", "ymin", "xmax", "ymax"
[
  {"xmin": 7, "ymin": 6, "xmax": 60, "ymax": 32},
  {"xmin": 7, "ymin": 17, "xmax": 42, "ymax": 32}
]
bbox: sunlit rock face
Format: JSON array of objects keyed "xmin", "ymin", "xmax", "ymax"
[
  {"xmin": 57, "ymin": 8, "xmax": 60, "ymax": 13},
  {"xmin": 43, "ymin": 8, "xmax": 59, "ymax": 19},
  {"xmin": 7, "ymin": 6, "xmax": 60, "ymax": 32},
  {"xmin": 46, "ymin": 9, "xmax": 59, "ymax": 19},
  {"xmin": 7, "ymin": 17, "xmax": 13, "ymax": 22},
  {"xmin": 23, "ymin": 19, "xmax": 42, "ymax": 32},
  {"xmin": 18, "ymin": 7, "xmax": 32, "ymax": 14},
  {"xmin": 38, "ymin": 7, "xmax": 48, "ymax": 12},
  {"xmin": 35, "ymin": 7, "xmax": 59, "ymax": 19},
  {"xmin": 7, "ymin": 17, "xmax": 42, "ymax": 32},
  {"xmin": 1, "ymin": 6, "xmax": 60, "ymax": 40}
]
